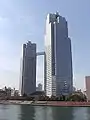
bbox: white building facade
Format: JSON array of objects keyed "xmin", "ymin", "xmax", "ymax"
[{"xmin": 45, "ymin": 12, "xmax": 73, "ymax": 97}]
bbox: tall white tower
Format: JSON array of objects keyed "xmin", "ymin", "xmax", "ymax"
[{"xmin": 45, "ymin": 12, "xmax": 73, "ymax": 97}]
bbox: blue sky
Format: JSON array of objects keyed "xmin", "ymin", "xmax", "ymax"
[{"xmin": 0, "ymin": 0, "xmax": 90, "ymax": 90}]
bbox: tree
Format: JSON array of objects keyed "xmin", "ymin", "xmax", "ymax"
[
  {"xmin": 4, "ymin": 86, "xmax": 7, "ymax": 91},
  {"xmin": 50, "ymin": 95, "xmax": 56, "ymax": 101},
  {"xmin": 68, "ymin": 93, "xmax": 87, "ymax": 102}
]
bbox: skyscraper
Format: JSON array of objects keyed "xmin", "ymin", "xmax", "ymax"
[
  {"xmin": 45, "ymin": 12, "xmax": 73, "ymax": 97},
  {"xmin": 21, "ymin": 41, "xmax": 36, "ymax": 95},
  {"xmin": 85, "ymin": 76, "xmax": 90, "ymax": 101}
]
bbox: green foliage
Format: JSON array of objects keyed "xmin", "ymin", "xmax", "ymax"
[
  {"xmin": 20, "ymin": 91, "xmax": 87, "ymax": 102},
  {"xmin": 68, "ymin": 93, "xmax": 87, "ymax": 102}
]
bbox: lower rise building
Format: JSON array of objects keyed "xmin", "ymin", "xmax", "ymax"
[{"xmin": 20, "ymin": 41, "xmax": 36, "ymax": 95}]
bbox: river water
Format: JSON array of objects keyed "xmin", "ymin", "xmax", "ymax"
[{"xmin": 0, "ymin": 104, "xmax": 90, "ymax": 120}]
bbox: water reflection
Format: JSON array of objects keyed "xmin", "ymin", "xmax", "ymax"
[
  {"xmin": 0, "ymin": 104, "xmax": 20, "ymax": 120},
  {"xmin": 87, "ymin": 107, "xmax": 90, "ymax": 120},
  {"xmin": 73, "ymin": 107, "xmax": 89, "ymax": 120},
  {"xmin": 52, "ymin": 107, "xmax": 74, "ymax": 120},
  {"xmin": 0, "ymin": 105, "xmax": 90, "ymax": 120},
  {"xmin": 0, "ymin": 104, "xmax": 9, "ymax": 120},
  {"xmin": 34, "ymin": 106, "xmax": 53, "ymax": 120},
  {"xmin": 19, "ymin": 105, "xmax": 35, "ymax": 120},
  {"xmin": 34, "ymin": 106, "xmax": 74, "ymax": 120},
  {"xmin": 14, "ymin": 106, "xmax": 90, "ymax": 120}
]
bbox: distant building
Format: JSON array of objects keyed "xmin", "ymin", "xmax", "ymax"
[
  {"xmin": 20, "ymin": 41, "xmax": 36, "ymax": 95},
  {"xmin": 0, "ymin": 87, "xmax": 12, "ymax": 97},
  {"xmin": 11, "ymin": 89, "xmax": 19, "ymax": 96},
  {"xmin": 73, "ymin": 86, "xmax": 76, "ymax": 92},
  {"xmin": 0, "ymin": 89, "xmax": 6, "ymax": 97},
  {"xmin": 85, "ymin": 76, "xmax": 90, "ymax": 101},
  {"xmin": 77, "ymin": 89, "xmax": 82, "ymax": 93},
  {"xmin": 14, "ymin": 90, "xmax": 19, "ymax": 96},
  {"xmin": 36, "ymin": 87, "xmax": 38, "ymax": 91},
  {"xmin": 36, "ymin": 83, "xmax": 42, "ymax": 91},
  {"xmin": 44, "ymin": 12, "xmax": 73, "ymax": 97},
  {"xmin": 83, "ymin": 90, "xmax": 87, "ymax": 96},
  {"xmin": 5, "ymin": 87, "xmax": 12, "ymax": 97}
]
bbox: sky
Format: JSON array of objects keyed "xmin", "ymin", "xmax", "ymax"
[{"xmin": 0, "ymin": 0, "xmax": 90, "ymax": 90}]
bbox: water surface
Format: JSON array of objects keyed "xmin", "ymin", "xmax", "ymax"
[{"xmin": 0, "ymin": 104, "xmax": 90, "ymax": 120}]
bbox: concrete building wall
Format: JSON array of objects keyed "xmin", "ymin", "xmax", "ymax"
[
  {"xmin": 86, "ymin": 76, "xmax": 90, "ymax": 101},
  {"xmin": 45, "ymin": 19, "xmax": 52, "ymax": 96},
  {"xmin": 45, "ymin": 13, "xmax": 73, "ymax": 97},
  {"xmin": 21, "ymin": 41, "xmax": 36, "ymax": 95}
]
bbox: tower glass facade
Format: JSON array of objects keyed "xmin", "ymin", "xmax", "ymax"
[
  {"xmin": 21, "ymin": 41, "xmax": 36, "ymax": 95},
  {"xmin": 45, "ymin": 13, "xmax": 73, "ymax": 96}
]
